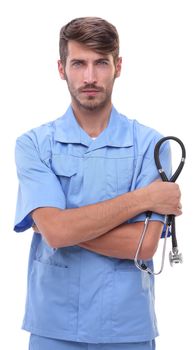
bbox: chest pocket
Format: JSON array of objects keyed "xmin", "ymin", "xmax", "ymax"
[
  {"xmin": 51, "ymin": 155, "xmax": 81, "ymax": 198},
  {"xmin": 104, "ymin": 155, "xmax": 135, "ymax": 198},
  {"xmin": 50, "ymin": 149, "xmax": 136, "ymax": 205},
  {"xmin": 100, "ymin": 145, "xmax": 135, "ymax": 197},
  {"xmin": 116, "ymin": 157, "xmax": 135, "ymax": 194}
]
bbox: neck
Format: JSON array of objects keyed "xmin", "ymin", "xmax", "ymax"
[{"xmin": 71, "ymin": 102, "xmax": 112, "ymax": 138}]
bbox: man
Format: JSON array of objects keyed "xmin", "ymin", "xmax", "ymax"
[{"xmin": 14, "ymin": 17, "xmax": 182, "ymax": 350}]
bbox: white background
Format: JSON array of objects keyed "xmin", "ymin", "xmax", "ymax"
[{"xmin": 0, "ymin": 0, "xmax": 194, "ymax": 349}]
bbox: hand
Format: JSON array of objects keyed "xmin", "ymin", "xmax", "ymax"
[{"xmin": 146, "ymin": 181, "xmax": 182, "ymax": 216}]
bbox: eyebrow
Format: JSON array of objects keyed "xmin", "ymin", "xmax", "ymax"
[
  {"xmin": 70, "ymin": 59, "xmax": 85, "ymax": 63},
  {"xmin": 95, "ymin": 58, "xmax": 110, "ymax": 62},
  {"xmin": 70, "ymin": 57, "xmax": 111, "ymax": 64}
]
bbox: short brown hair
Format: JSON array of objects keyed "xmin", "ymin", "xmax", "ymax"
[{"xmin": 59, "ymin": 17, "xmax": 119, "ymax": 64}]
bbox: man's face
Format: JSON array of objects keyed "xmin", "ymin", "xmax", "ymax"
[{"xmin": 58, "ymin": 41, "xmax": 122, "ymax": 111}]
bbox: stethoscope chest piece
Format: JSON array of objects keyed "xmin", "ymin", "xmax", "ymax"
[{"xmin": 169, "ymin": 248, "xmax": 183, "ymax": 266}]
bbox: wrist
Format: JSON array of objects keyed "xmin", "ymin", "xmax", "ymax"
[{"xmin": 126, "ymin": 188, "xmax": 149, "ymax": 216}]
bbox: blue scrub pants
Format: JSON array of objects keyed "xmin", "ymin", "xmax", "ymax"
[{"xmin": 29, "ymin": 335, "xmax": 156, "ymax": 350}]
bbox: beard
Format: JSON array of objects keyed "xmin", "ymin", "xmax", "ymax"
[{"xmin": 66, "ymin": 81, "xmax": 114, "ymax": 112}]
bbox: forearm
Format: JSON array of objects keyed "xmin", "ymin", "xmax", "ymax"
[
  {"xmin": 32, "ymin": 188, "xmax": 150, "ymax": 248},
  {"xmin": 79, "ymin": 221, "xmax": 164, "ymax": 260},
  {"xmin": 32, "ymin": 181, "xmax": 181, "ymax": 249}
]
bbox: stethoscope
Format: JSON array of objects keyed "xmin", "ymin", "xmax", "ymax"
[{"xmin": 134, "ymin": 136, "xmax": 186, "ymax": 275}]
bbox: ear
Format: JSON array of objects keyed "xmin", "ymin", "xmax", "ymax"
[
  {"xmin": 115, "ymin": 57, "xmax": 122, "ymax": 78},
  {"xmin": 58, "ymin": 60, "xmax": 66, "ymax": 80}
]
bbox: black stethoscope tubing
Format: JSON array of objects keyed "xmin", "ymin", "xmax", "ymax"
[
  {"xmin": 154, "ymin": 136, "xmax": 186, "ymax": 183},
  {"xmin": 134, "ymin": 136, "xmax": 186, "ymax": 275},
  {"xmin": 154, "ymin": 136, "xmax": 186, "ymax": 250}
]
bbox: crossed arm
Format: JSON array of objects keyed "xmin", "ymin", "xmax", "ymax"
[
  {"xmin": 32, "ymin": 181, "xmax": 181, "ymax": 260},
  {"xmin": 78, "ymin": 221, "xmax": 164, "ymax": 260}
]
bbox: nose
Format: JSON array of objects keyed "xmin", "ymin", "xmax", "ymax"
[{"xmin": 83, "ymin": 64, "xmax": 97, "ymax": 85}]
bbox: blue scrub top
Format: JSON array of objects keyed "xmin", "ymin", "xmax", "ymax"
[{"xmin": 14, "ymin": 106, "xmax": 171, "ymax": 343}]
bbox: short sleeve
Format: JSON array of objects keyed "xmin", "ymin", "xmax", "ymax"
[
  {"xmin": 14, "ymin": 133, "xmax": 66, "ymax": 232},
  {"xmin": 129, "ymin": 132, "xmax": 172, "ymax": 224}
]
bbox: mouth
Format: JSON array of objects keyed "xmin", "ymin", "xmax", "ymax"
[{"xmin": 81, "ymin": 89, "xmax": 101, "ymax": 96}]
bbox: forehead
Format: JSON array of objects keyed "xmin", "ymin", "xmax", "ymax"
[{"xmin": 66, "ymin": 40, "xmax": 113, "ymax": 62}]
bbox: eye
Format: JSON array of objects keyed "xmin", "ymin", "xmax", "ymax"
[
  {"xmin": 97, "ymin": 60, "xmax": 109, "ymax": 66},
  {"xmin": 71, "ymin": 60, "xmax": 84, "ymax": 68}
]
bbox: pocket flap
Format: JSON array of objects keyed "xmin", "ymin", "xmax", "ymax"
[{"xmin": 51, "ymin": 155, "xmax": 78, "ymax": 177}]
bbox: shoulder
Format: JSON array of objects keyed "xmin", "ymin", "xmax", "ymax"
[
  {"xmin": 16, "ymin": 117, "xmax": 58, "ymax": 143},
  {"xmin": 121, "ymin": 114, "xmax": 162, "ymax": 138},
  {"xmin": 15, "ymin": 114, "xmax": 65, "ymax": 160},
  {"xmin": 118, "ymin": 112, "xmax": 164, "ymax": 155},
  {"xmin": 16, "ymin": 115, "xmax": 65, "ymax": 148},
  {"xmin": 133, "ymin": 119, "xmax": 163, "ymax": 144}
]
